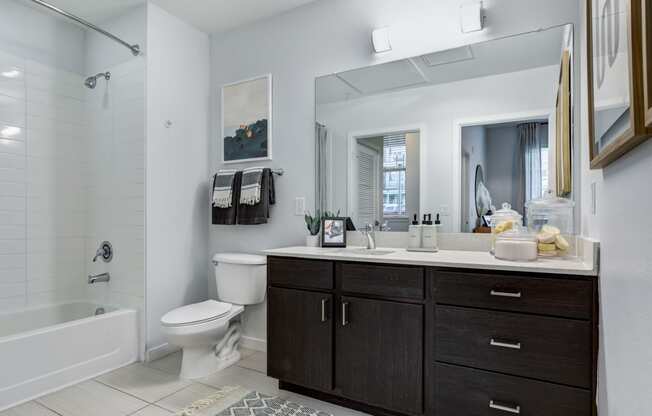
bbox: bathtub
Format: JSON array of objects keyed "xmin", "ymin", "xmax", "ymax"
[{"xmin": 0, "ymin": 302, "xmax": 138, "ymax": 410}]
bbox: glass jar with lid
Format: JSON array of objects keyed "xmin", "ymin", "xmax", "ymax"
[
  {"xmin": 494, "ymin": 226, "xmax": 538, "ymax": 262},
  {"xmin": 525, "ymin": 192, "xmax": 575, "ymax": 257},
  {"xmin": 488, "ymin": 203, "xmax": 523, "ymax": 253}
]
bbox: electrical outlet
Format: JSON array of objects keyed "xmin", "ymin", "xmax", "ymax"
[
  {"xmin": 439, "ymin": 205, "xmax": 450, "ymax": 216},
  {"xmin": 295, "ymin": 197, "xmax": 306, "ymax": 216}
]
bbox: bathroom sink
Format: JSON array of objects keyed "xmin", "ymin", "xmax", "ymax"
[{"xmin": 339, "ymin": 248, "xmax": 395, "ymax": 256}]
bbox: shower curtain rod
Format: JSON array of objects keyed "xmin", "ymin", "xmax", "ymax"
[{"xmin": 28, "ymin": 0, "xmax": 141, "ymax": 56}]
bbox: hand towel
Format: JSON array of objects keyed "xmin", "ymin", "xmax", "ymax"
[
  {"xmin": 237, "ymin": 168, "xmax": 275, "ymax": 225},
  {"xmin": 212, "ymin": 169, "xmax": 237, "ymax": 208},
  {"xmin": 239, "ymin": 167, "xmax": 264, "ymax": 206},
  {"xmin": 212, "ymin": 171, "xmax": 242, "ymax": 225}
]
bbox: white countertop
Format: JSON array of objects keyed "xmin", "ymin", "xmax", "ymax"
[{"xmin": 262, "ymin": 246, "xmax": 598, "ymax": 276}]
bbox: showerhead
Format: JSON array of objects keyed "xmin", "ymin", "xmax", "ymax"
[{"xmin": 84, "ymin": 71, "xmax": 111, "ymax": 89}]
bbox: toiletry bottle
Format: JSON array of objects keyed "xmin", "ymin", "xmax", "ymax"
[
  {"xmin": 408, "ymin": 214, "xmax": 422, "ymax": 250},
  {"xmin": 422, "ymin": 214, "xmax": 438, "ymax": 251}
]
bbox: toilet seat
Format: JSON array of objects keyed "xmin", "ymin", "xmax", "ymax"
[{"xmin": 161, "ymin": 300, "xmax": 232, "ymax": 327}]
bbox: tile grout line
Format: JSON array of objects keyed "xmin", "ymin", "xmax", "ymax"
[{"xmin": 31, "ymin": 400, "xmax": 65, "ymax": 416}]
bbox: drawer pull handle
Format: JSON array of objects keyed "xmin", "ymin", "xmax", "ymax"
[
  {"xmin": 341, "ymin": 302, "xmax": 349, "ymax": 326},
  {"xmin": 489, "ymin": 400, "xmax": 521, "ymax": 414},
  {"xmin": 490, "ymin": 338, "xmax": 522, "ymax": 350},
  {"xmin": 320, "ymin": 299, "xmax": 328, "ymax": 322},
  {"xmin": 490, "ymin": 289, "xmax": 522, "ymax": 298}
]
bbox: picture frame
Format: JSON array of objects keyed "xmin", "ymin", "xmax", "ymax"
[
  {"xmin": 556, "ymin": 49, "xmax": 572, "ymax": 196},
  {"xmin": 643, "ymin": 0, "xmax": 652, "ymax": 128},
  {"xmin": 321, "ymin": 217, "xmax": 347, "ymax": 248},
  {"xmin": 587, "ymin": 0, "xmax": 651, "ymax": 169},
  {"xmin": 221, "ymin": 74, "xmax": 272, "ymax": 164}
]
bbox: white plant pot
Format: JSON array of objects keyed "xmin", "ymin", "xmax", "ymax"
[{"xmin": 306, "ymin": 234, "xmax": 320, "ymax": 247}]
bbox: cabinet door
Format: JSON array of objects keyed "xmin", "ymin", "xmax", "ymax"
[
  {"xmin": 267, "ymin": 287, "xmax": 333, "ymax": 391},
  {"xmin": 336, "ymin": 296, "xmax": 423, "ymax": 415}
]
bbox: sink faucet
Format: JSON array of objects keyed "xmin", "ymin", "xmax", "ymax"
[
  {"xmin": 361, "ymin": 224, "xmax": 376, "ymax": 249},
  {"xmin": 88, "ymin": 272, "xmax": 110, "ymax": 284}
]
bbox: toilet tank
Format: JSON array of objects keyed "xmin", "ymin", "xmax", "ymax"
[{"xmin": 212, "ymin": 253, "xmax": 267, "ymax": 305}]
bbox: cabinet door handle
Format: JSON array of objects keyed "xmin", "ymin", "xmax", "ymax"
[
  {"xmin": 341, "ymin": 302, "xmax": 349, "ymax": 326},
  {"xmin": 320, "ymin": 298, "xmax": 328, "ymax": 322},
  {"xmin": 490, "ymin": 338, "xmax": 522, "ymax": 350},
  {"xmin": 489, "ymin": 400, "xmax": 520, "ymax": 414},
  {"xmin": 490, "ymin": 289, "xmax": 522, "ymax": 298}
]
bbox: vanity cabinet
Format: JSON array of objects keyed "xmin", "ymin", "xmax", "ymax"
[{"xmin": 267, "ymin": 256, "xmax": 598, "ymax": 416}]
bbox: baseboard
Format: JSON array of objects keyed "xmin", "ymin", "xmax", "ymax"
[
  {"xmin": 145, "ymin": 342, "xmax": 180, "ymax": 363},
  {"xmin": 240, "ymin": 335, "xmax": 266, "ymax": 352}
]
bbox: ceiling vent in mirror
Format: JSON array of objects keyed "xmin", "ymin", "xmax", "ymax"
[{"xmin": 421, "ymin": 46, "xmax": 474, "ymax": 67}]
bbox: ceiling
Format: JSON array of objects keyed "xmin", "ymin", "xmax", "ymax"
[
  {"xmin": 150, "ymin": 0, "xmax": 319, "ymax": 34},
  {"xmin": 317, "ymin": 25, "xmax": 569, "ymax": 105}
]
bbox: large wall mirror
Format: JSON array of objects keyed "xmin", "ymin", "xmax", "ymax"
[{"xmin": 316, "ymin": 24, "xmax": 576, "ymax": 232}]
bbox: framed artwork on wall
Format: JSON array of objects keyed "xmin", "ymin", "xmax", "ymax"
[
  {"xmin": 587, "ymin": 0, "xmax": 651, "ymax": 168},
  {"xmin": 556, "ymin": 49, "xmax": 572, "ymax": 196},
  {"xmin": 221, "ymin": 74, "xmax": 272, "ymax": 164}
]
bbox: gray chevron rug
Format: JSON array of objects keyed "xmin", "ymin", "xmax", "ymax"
[{"xmin": 176, "ymin": 386, "xmax": 332, "ymax": 416}]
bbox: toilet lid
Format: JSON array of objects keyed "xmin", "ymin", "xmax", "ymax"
[{"xmin": 161, "ymin": 300, "xmax": 232, "ymax": 327}]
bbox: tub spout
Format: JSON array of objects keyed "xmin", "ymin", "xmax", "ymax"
[{"xmin": 88, "ymin": 272, "xmax": 110, "ymax": 284}]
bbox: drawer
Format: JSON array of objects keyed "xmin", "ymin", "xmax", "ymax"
[
  {"xmin": 432, "ymin": 270, "xmax": 593, "ymax": 319},
  {"xmin": 268, "ymin": 257, "xmax": 333, "ymax": 290},
  {"xmin": 338, "ymin": 263, "xmax": 424, "ymax": 300},
  {"xmin": 435, "ymin": 306, "xmax": 592, "ymax": 388},
  {"xmin": 434, "ymin": 363, "xmax": 591, "ymax": 416}
]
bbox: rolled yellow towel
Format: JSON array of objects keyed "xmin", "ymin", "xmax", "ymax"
[{"xmin": 538, "ymin": 243, "xmax": 557, "ymax": 252}]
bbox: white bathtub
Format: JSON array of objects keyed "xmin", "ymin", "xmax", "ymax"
[{"xmin": 0, "ymin": 302, "xmax": 138, "ymax": 410}]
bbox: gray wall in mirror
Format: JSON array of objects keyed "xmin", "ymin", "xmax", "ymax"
[{"xmin": 315, "ymin": 24, "xmax": 577, "ymax": 232}]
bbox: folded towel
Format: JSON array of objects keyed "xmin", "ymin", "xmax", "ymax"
[
  {"xmin": 212, "ymin": 171, "xmax": 242, "ymax": 225},
  {"xmin": 237, "ymin": 168, "xmax": 275, "ymax": 225},
  {"xmin": 239, "ymin": 167, "xmax": 264, "ymax": 206},
  {"xmin": 212, "ymin": 169, "xmax": 237, "ymax": 208}
]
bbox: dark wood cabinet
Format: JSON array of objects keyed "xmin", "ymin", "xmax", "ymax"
[
  {"xmin": 336, "ymin": 296, "xmax": 423, "ymax": 415},
  {"xmin": 267, "ymin": 287, "xmax": 333, "ymax": 391},
  {"xmin": 267, "ymin": 257, "xmax": 598, "ymax": 416}
]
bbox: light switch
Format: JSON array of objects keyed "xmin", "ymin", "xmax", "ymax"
[
  {"xmin": 591, "ymin": 182, "xmax": 597, "ymax": 215},
  {"xmin": 295, "ymin": 197, "xmax": 306, "ymax": 216}
]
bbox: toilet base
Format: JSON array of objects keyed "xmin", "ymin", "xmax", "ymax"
[
  {"xmin": 179, "ymin": 321, "xmax": 243, "ymax": 379},
  {"xmin": 179, "ymin": 346, "xmax": 242, "ymax": 379}
]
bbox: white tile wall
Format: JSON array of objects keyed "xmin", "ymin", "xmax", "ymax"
[
  {"xmin": 0, "ymin": 47, "xmax": 145, "ymax": 314},
  {"xmin": 84, "ymin": 57, "xmax": 145, "ymax": 321}
]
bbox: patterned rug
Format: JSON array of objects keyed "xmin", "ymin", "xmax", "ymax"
[{"xmin": 176, "ymin": 386, "xmax": 332, "ymax": 416}]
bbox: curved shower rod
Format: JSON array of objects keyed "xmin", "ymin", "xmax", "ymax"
[{"xmin": 28, "ymin": 0, "xmax": 141, "ymax": 56}]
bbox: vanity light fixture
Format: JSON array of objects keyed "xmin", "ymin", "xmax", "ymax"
[
  {"xmin": 460, "ymin": 1, "xmax": 485, "ymax": 33},
  {"xmin": 372, "ymin": 27, "xmax": 392, "ymax": 53}
]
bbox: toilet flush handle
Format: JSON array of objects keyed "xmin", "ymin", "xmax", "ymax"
[{"xmin": 212, "ymin": 259, "xmax": 219, "ymax": 266}]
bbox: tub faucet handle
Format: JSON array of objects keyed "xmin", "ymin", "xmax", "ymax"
[{"xmin": 93, "ymin": 241, "xmax": 113, "ymax": 263}]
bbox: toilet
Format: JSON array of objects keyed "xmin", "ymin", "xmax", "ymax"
[{"xmin": 160, "ymin": 253, "xmax": 267, "ymax": 379}]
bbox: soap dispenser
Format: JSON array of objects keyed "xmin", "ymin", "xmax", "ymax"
[
  {"xmin": 408, "ymin": 214, "xmax": 422, "ymax": 250},
  {"xmin": 421, "ymin": 214, "xmax": 439, "ymax": 252}
]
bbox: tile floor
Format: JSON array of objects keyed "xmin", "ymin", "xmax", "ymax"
[{"xmin": 1, "ymin": 349, "xmax": 369, "ymax": 416}]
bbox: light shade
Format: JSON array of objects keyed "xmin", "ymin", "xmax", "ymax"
[
  {"xmin": 460, "ymin": 1, "xmax": 484, "ymax": 33},
  {"xmin": 372, "ymin": 27, "xmax": 392, "ymax": 53}
]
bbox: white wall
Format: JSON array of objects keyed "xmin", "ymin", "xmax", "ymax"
[
  {"xmin": 209, "ymin": 0, "xmax": 580, "ymax": 344},
  {"xmin": 145, "ymin": 2, "xmax": 210, "ymax": 355},
  {"xmin": 576, "ymin": 2, "xmax": 652, "ymax": 414},
  {"xmin": 319, "ymin": 66, "xmax": 557, "ymax": 232}
]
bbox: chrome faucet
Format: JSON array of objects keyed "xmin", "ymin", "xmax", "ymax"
[
  {"xmin": 93, "ymin": 241, "xmax": 113, "ymax": 263},
  {"xmin": 361, "ymin": 224, "xmax": 376, "ymax": 249},
  {"xmin": 88, "ymin": 272, "xmax": 110, "ymax": 284}
]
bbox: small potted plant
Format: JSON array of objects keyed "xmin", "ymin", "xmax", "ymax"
[{"xmin": 304, "ymin": 210, "xmax": 321, "ymax": 247}]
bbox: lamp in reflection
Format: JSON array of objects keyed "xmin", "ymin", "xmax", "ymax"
[{"xmin": 372, "ymin": 27, "xmax": 392, "ymax": 53}]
